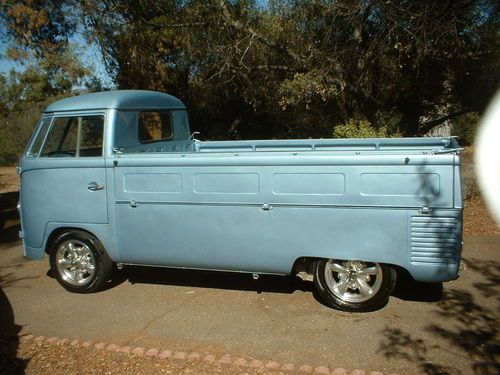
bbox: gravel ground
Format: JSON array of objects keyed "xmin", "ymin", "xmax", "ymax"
[{"xmin": 0, "ymin": 337, "xmax": 292, "ymax": 375}]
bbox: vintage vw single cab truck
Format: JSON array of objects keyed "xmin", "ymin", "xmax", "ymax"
[{"xmin": 18, "ymin": 90, "xmax": 463, "ymax": 311}]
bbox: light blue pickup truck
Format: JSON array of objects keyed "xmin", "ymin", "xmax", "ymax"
[{"xmin": 18, "ymin": 90, "xmax": 463, "ymax": 311}]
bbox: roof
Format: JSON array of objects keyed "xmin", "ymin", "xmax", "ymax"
[{"xmin": 44, "ymin": 90, "xmax": 186, "ymax": 112}]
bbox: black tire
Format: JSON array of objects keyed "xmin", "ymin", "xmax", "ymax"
[
  {"xmin": 313, "ymin": 259, "xmax": 395, "ymax": 312},
  {"xmin": 49, "ymin": 230, "xmax": 113, "ymax": 293}
]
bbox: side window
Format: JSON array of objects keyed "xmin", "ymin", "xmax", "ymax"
[
  {"xmin": 39, "ymin": 115, "xmax": 104, "ymax": 157},
  {"xmin": 138, "ymin": 111, "xmax": 173, "ymax": 143},
  {"xmin": 28, "ymin": 117, "xmax": 52, "ymax": 156},
  {"xmin": 80, "ymin": 116, "xmax": 104, "ymax": 156},
  {"xmin": 40, "ymin": 117, "xmax": 78, "ymax": 157}
]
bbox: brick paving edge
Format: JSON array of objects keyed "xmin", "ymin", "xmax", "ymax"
[{"xmin": 17, "ymin": 333, "xmax": 398, "ymax": 375}]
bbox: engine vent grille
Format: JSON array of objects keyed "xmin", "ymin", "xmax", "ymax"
[{"xmin": 410, "ymin": 216, "xmax": 460, "ymax": 265}]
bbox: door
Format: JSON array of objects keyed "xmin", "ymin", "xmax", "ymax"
[{"xmin": 21, "ymin": 114, "xmax": 108, "ymax": 249}]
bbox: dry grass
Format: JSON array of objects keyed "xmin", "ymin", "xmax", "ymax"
[
  {"xmin": 464, "ymin": 195, "xmax": 500, "ymax": 236},
  {"xmin": 460, "ymin": 146, "xmax": 474, "ymax": 164},
  {"xmin": 0, "ymin": 167, "xmax": 19, "ymax": 194}
]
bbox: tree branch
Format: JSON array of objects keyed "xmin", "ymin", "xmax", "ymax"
[
  {"xmin": 418, "ymin": 109, "xmax": 470, "ymax": 135},
  {"xmin": 219, "ymin": 1, "xmax": 307, "ymax": 69}
]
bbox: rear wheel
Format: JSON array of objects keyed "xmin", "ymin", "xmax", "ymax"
[
  {"xmin": 49, "ymin": 230, "xmax": 112, "ymax": 293},
  {"xmin": 313, "ymin": 259, "xmax": 395, "ymax": 312}
]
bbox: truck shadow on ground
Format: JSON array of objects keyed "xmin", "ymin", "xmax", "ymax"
[
  {"xmin": 108, "ymin": 265, "xmax": 447, "ymax": 302},
  {"xmin": 392, "ymin": 270, "xmax": 443, "ymax": 302},
  {"xmin": 378, "ymin": 257, "xmax": 500, "ymax": 375},
  {"xmin": 113, "ymin": 266, "xmax": 315, "ymax": 294},
  {"xmin": 0, "ymin": 190, "xmax": 39, "ymax": 373},
  {"xmin": 0, "ymin": 281, "xmax": 28, "ymax": 374},
  {"xmin": 0, "ymin": 191, "xmax": 20, "ymax": 246}
]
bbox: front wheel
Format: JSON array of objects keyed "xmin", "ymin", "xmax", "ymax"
[
  {"xmin": 49, "ymin": 230, "xmax": 113, "ymax": 293},
  {"xmin": 313, "ymin": 259, "xmax": 395, "ymax": 312}
]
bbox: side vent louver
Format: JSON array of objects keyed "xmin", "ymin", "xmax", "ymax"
[{"xmin": 410, "ymin": 216, "xmax": 460, "ymax": 265}]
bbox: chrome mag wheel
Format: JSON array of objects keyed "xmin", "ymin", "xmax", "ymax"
[
  {"xmin": 323, "ymin": 259, "xmax": 383, "ymax": 303},
  {"xmin": 55, "ymin": 239, "xmax": 96, "ymax": 286},
  {"xmin": 50, "ymin": 230, "xmax": 113, "ymax": 293}
]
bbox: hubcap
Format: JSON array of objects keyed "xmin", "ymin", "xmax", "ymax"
[
  {"xmin": 324, "ymin": 260, "xmax": 382, "ymax": 303},
  {"xmin": 55, "ymin": 240, "xmax": 96, "ymax": 286}
]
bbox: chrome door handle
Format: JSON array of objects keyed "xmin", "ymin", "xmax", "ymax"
[
  {"xmin": 87, "ymin": 182, "xmax": 105, "ymax": 191},
  {"xmin": 419, "ymin": 206, "xmax": 433, "ymax": 215}
]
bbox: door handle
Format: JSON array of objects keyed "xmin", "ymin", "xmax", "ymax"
[{"xmin": 87, "ymin": 181, "xmax": 105, "ymax": 191}]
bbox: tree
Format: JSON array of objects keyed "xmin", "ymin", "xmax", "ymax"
[
  {"xmin": 1, "ymin": 0, "xmax": 498, "ymax": 143},
  {"xmin": 0, "ymin": 68, "xmax": 52, "ymax": 164},
  {"xmin": 79, "ymin": 0, "xmax": 498, "ymax": 138},
  {"xmin": 0, "ymin": 1, "xmax": 102, "ymax": 164},
  {"xmin": 0, "ymin": 0, "xmax": 88, "ymax": 92}
]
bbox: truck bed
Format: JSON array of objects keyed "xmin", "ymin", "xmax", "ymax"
[{"xmin": 125, "ymin": 137, "xmax": 461, "ymax": 155}]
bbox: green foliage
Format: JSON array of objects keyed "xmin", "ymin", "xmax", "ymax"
[
  {"xmin": 77, "ymin": 0, "xmax": 498, "ymax": 138},
  {"xmin": 278, "ymin": 72, "xmax": 342, "ymax": 110},
  {"xmin": 0, "ymin": 1, "xmax": 96, "ymax": 165},
  {"xmin": 0, "ymin": 66, "xmax": 81, "ymax": 165},
  {"xmin": 333, "ymin": 119, "xmax": 400, "ymax": 139},
  {"xmin": 0, "ymin": 0, "xmax": 498, "ymax": 155},
  {"xmin": 0, "ymin": 0, "xmax": 86, "ymax": 90},
  {"xmin": 0, "ymin": 101, "xmax": 46, "ymax": 165}
]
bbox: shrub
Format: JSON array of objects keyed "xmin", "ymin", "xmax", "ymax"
[{"xmin": 333, "ymin": 119, "xmax": 400, "ymax": 138}]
